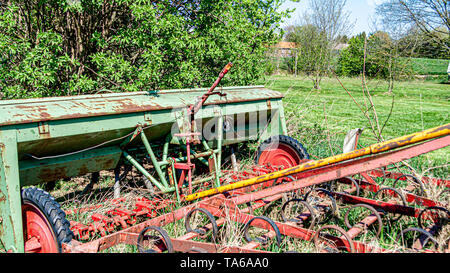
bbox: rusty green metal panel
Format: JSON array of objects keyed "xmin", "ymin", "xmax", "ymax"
[
  {"xmin": 0, "ymin": 85, "xmax": 285, "ymax": 188},
  {"xmin": 0, "ymin": 130, "xmax": 23, "ymax": 252},
  {"xmin": 0, "ymin": 86, "xmax": 283, "ymax": 158},
  {"xmin": 0, "ymin": 86, "xmax": 283, "ymax": 126},
  {"xmin": 19, "ymin": 146, "xmax": 122, "ymax": 187}
]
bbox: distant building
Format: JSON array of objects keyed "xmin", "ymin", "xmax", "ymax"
[
  {"xmin": 269, "ymin": 42, "xmax": 299, "ymax": 58},
  {"xmin": 268, "ymin": 42, "xmax": 348, "ymax": 57},
  {"xmin": 266, "ymin": 41, "xmax": 349, "ymax": 75}
]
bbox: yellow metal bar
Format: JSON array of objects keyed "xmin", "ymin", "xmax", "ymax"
[{"xmin": 184, "ymin": 123, "xmax": 450, "ymax": 202}]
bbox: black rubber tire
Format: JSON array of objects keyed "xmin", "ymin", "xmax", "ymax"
[
  {"xmin": 256, "ymin": 135, "xmax": 309, "ymax": 164},
  {"xmin": 21, "ymin": 187, "xmax": 74, "ymax": 252}
]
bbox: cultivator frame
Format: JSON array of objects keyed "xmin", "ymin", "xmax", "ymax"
[{"xmin": 61, "ymin": 127, "xmax": 450, "ymax": 253}]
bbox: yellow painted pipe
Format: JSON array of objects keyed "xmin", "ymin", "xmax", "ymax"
[{"xmin": 184, "ymin": 123, "xmax": 450, "ymax": 201}]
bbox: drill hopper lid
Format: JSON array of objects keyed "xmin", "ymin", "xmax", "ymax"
[{"xmin": 0, "ymin": 86, "xmax": 283, "ymax": 127}]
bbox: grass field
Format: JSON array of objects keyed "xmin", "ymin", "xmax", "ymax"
[
  {"xmin": 409, "ymin": 57, "xmax": 449, "ymax": 76},
  {"xmin": 262, "ymin": 75, "xmax": 449, "ymax": 176}
]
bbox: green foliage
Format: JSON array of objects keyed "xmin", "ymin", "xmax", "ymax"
[
  {"xmin": 0, "ymin": 31, "xmax": 72, "ymax": 98},
  {"xmin": 285, "ymin": 24, "xmax": 331, "ymax": 89},
  {"xmin": 0, "ymin": 0, "xmax": 293, "ymax": 99},
  {"xmin": 413, "ymin": 37, "xmax": 450, "ymax": 59},
  {"xmin": 336, "ymin": 33, "xmax": 366, "ymax": 77},
  {"xmin": 397, "ymin": 29, "xmax": 450, "ymax": 60},
  {"xmin": 286, "ymin": 25, "xmax": 330, "ymax": 74},
  {"xmin": 337, "ymin": 32, "xmax": 412, "ymax": 80}
]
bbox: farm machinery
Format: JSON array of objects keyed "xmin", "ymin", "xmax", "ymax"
[{"xmin": 0, "ymin": 63, "xmax": 449, "ymax": 253}]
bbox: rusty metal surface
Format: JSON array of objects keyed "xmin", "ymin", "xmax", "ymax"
[
  {"xmin": 230, "ymin": 135, "xmax": 450, "ymax": 205},
  {"xmin": 186, "ymin": 125, "xmax": 450, "ymax": 201},
  {"xmin": 19, "ymin": 146, "xmax": 122, "ymax": 186},
  {"xmin": 0, "ymin": 86, "xmax": 283, "ymax": 127},
  {"xmin": 57, "ymin": 125, "xmax": 450, "ymax": 254},
  {"xmin": 60, "ymin": 161, "xmax": 449, "ymax": 254}
]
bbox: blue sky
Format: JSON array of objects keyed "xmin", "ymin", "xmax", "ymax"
[{"xmin": 279, "ymin": 0, "xmax": 384, "ymax": 36}]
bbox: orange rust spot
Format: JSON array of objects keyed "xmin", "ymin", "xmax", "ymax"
[
  {"xmin": 79, "ymin": 165, "xmax": 90, "ymax": 176},
  {"xmin": 37, "ymin": 166, "xmax": 68, "ymax": 182}
]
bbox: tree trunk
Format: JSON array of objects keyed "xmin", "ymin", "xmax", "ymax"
[{"xmin": 294, "ymin": 50, "xmax": 298, "ymax": 77}]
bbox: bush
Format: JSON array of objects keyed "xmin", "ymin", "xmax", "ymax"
[
  {"xmin": 336, "ymin": 34, "xmax": 366, "ymax": 76},
  {"xmin": 337, "ymin": 32, "xmax": 414, "ymax": 81},
  {"xmin": 0, "ymin": 0, "xmax": 293, "ymax": 99}
]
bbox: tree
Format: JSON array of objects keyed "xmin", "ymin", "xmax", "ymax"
[
  {"xmin": 397, "ymin": 27, "xmax": 450, "ymax": 59},
  {"xmin": 0, "ymin": 0, "xmax": 293, "ymax": 99},
  {"xmin": 337, "ymin": 33, "xmax": 366, "ymax": 77},
  {"xmin": 285, "ymin": 24, "xmax": 330, "ymax": 89},
  {"xmin": 376, "ymin": 0, "xmax": 450, "ymax": 53},
  {"xmin": 368, "ymin": 31, "xmax": 413, "ymax": 92},
  {"xmin": 337, "ymin": 31, "xmax": 412, "ymax": 93},
  {"xmin": 286, "ymin": 0, "xmax": 353, "ymax": 89},
  {"xmin": 308, "ymin": 0, "xmax": 354, "ymax": 45}
]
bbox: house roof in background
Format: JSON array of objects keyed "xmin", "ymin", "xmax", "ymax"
[{"xmin": 272, "ymin": 41, "xmax": 298, "ymax": 49}]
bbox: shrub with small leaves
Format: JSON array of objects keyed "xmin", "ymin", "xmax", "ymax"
[{"xmin": 0, "ymin": 0, "xmax": 295, "ymax": 99}]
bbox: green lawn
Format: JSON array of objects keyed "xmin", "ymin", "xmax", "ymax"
[
  {"xmin": 409, "ymin": 57, "xmax": 449, "ymax": 75},
  {"xmin": 262, "ymin": 75, "xmax": 449, "ymax": 175}
]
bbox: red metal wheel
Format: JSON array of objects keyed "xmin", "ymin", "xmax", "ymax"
[
  {"xmin": 255, "ymin": 135, "xmax": 309, "ymax": 189},
  {"xmin": 21, "ymin": 187, "xmax": 73, "ymax": 253},
  {"xmin": 22, "ymin": 201, "xmax": 59, "ymax": 253},
  {"xmin": 257, "ymin": 142, "xmax": 303, "ymax": 169}
]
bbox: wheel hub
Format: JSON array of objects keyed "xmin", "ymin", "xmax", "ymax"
[{"xmin": 22, "ymin": 202, "xmax": 58, "ymax": 253}]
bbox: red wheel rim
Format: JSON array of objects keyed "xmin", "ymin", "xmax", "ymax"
[
  {"xmin": 255, "ymin": 143, "xmax": 303, "ymax": 189},
  {"xmin": 22, "ymin": 202, "xmax": 59, "ymax": 253},
  {"xmin": 257, "ymin": 143, "xmax": 302, "ymax": 169}
]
